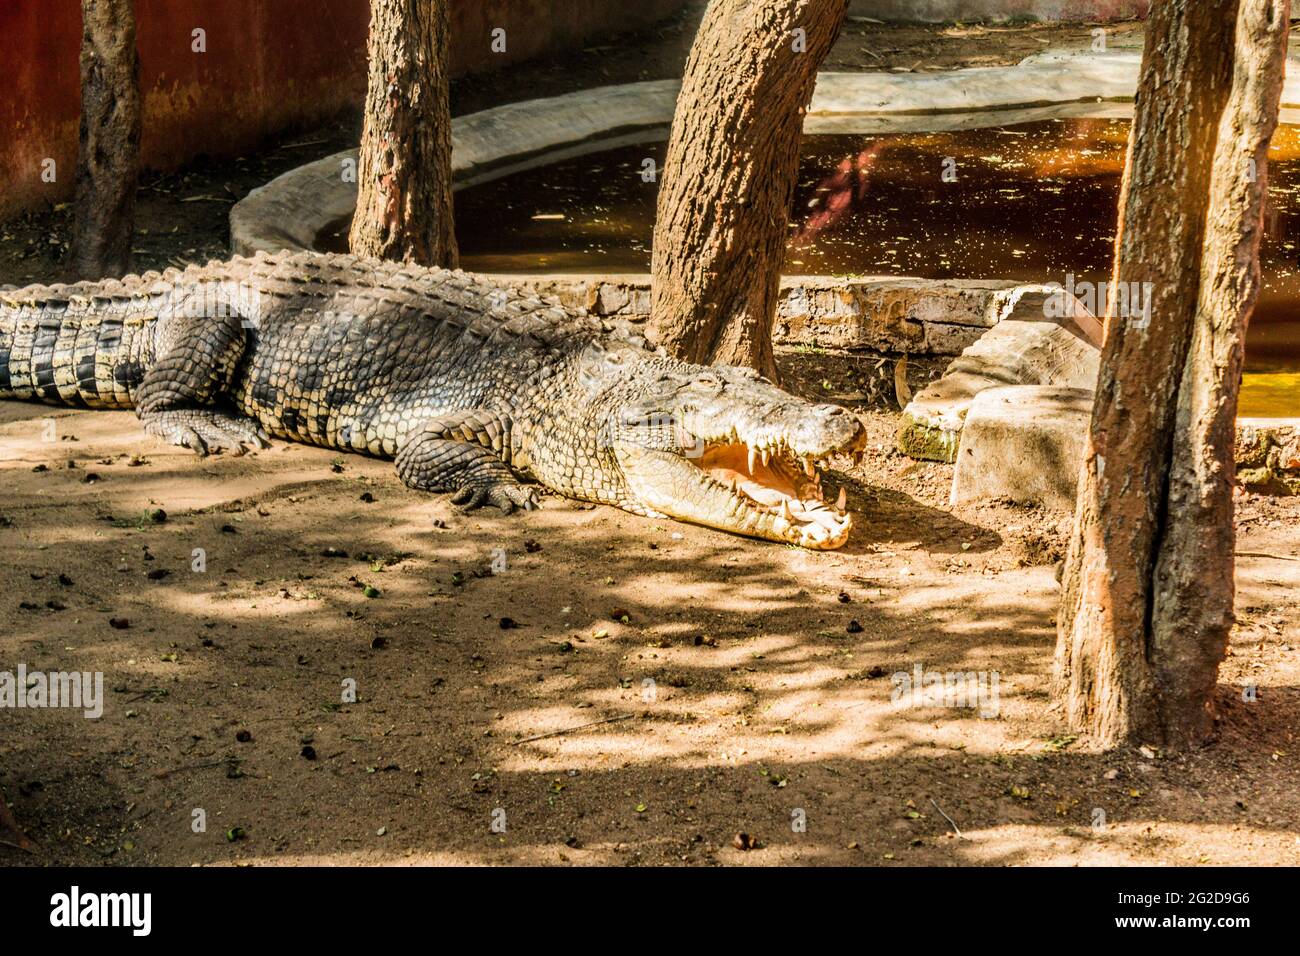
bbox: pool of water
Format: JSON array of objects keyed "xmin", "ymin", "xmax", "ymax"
[{"xmin": 324, "ymin": 118, "xmax": 1300, "ymax": 416}]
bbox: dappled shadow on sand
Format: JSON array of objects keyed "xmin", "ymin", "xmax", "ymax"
[{"xmin": 1, "ymin": 401, "xmax": 1297, "ymax": 866}]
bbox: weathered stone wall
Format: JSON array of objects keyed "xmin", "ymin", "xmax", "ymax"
[
  {"xmin": 1237, "ymin": 421, "xmax": 1300, "ymax": 494},
  {"xmin": 496, "ymin": 273, "xmax": 1023, "ymax": 356}
]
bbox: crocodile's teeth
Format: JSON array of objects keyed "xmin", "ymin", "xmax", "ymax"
[
  {"xmin": 761, "ymin": 448, "xmax": 770, "ymax": 467},
  {"xmin": 804, "ymin": 456, "xmax": 816, "ymax": 479},
  {"xmin": 836, "ymin": 486, "xmax": 847, "ymax": 513},
  {"xmin": 780, "ymin": 500, "xmax": 794, "ymax": 521},
  {"xmin": 749, "ymin": 446, "xmax": 758, "ymax": 473}
]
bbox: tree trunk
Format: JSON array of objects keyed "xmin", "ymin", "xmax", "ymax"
[
  {"xmin": 648, "ymin": 0, "xmax": 848, "ymax": 379},
  {"xmin": 72, "ymin": 0, "xmax": 140, "ymax": 281},
  {"xmin": 1054, "ymin": 0, "xmax": 1290, "ymax": 749},
  {"xmin": 349, "ymin": 0, "xmax": 458, "ymax": 268}
]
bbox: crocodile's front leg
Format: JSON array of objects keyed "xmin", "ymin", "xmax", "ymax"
[
  {"xmin": 395, "ymin": 410, "xmax": 539, "ymax": 514},
  {"xmin": 135, "ymin": 311, "xmax": 270, "ymax": 456}
]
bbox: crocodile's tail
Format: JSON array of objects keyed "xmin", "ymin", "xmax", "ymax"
[{"xmin": 0, "ymin": 275, "xmax": 169, "ymax": 409}]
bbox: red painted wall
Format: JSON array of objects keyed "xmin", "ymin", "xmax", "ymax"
[{"xmin": 0, "ymin": 0, "xmax": 686, "ymax": 217}]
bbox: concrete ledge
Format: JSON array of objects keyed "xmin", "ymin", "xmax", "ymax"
[
  {"xmin": 898, "ymin": 287, "xmax": 1100, "ymax": 460},
  {"xmin": 900, "ymin": 304, "xmax": 1295, "ymax": 497},
  {"xmin": 849, "ymin": 0, "xmax": 1150, "ymax": 22},
  {"xmin": 950, "ymin": 385, "xmax": 1092, "ymax": 509},
  {"xmin": 950, "ymin": 400, "xmax": 1300, "ymax": 507},
  {"xmin": 810, "ymin": 50, "xmax": 1141, "ymax": 115}
]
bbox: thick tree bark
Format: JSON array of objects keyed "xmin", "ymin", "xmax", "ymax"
[
  {"xmin": 350, "ymin": 0, "xmax": 458, "ymax": 267},
  {"xmin": 72, "ymin": 0, "xmax": 141, "ymax": 281},
  {"xmin": 1054, "ymin": 0, "xmax": 1289, "ymax": 749},
  {"xmin": 648, "ymin": 0, "xmax": 848, "ymax": 379}
]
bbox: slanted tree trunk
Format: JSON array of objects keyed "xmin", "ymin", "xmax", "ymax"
[
  {"xmin": 1054, "ymin": 0, "xmax": 1290, "ymax": 749},
  {"xmin": 349, "ymin": 0, "xmax": 458, "ymax": 267},
  {"xmin": 72, "ymin": 0, "xmax": 140, "ymax": 280},
  {"xmin": 648, "ymin": 0, "xmax": 849, "ymax": 379}
]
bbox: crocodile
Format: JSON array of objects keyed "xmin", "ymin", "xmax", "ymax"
[{"xmin": 0, "ymin": 251, "xmax": 866, "ymax": 548}]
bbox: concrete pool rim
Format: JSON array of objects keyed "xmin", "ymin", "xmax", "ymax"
[
  {"xmin": 236, "ymin": 50, "xmax": 1123, "ymax": 257},
  {"xmin": 229, "ymin": 47, "xmax": 1300, "ymax": 261}
]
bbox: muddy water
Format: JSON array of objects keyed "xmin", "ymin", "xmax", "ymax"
[{"xmin": 327, "ymin": 119, "xmax": 1300, "ymax": 417}]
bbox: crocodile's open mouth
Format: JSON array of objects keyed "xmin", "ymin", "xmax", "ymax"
[
  {"xmin": 615, "ymin": 421, "xmax": 866, "ymax": 550},
  {"xmin": 691, "ymin": 440, "xmax": 855, "ymax": 548},
  {"xmin": 601, "ymin": 357, "xmax": 869, "ymax": 548}
]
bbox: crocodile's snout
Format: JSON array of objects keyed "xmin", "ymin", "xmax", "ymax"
[{"xmin": 784, "ymin": 402, "xmax": 866, "ymax": 456}]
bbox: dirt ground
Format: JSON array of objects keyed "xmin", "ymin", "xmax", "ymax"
[
  {"xmin": 2, "ymin": 353, "xmax": 1298, "ymax": 867},
  {"xmin": 3, "ymin": 9, "xmax": 1299, "ymax": 867}
]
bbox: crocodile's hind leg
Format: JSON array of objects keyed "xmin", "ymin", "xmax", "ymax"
[
  {"xmin": 135, "ymin": 312, "xmax": 271, "ymax": 456},
  {"xmin": 396, "ymin": 410, "xmax": 539, "ymax": 514}
]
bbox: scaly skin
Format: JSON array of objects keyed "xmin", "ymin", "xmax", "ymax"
[{"xmin": 0, "ymin": 251, "xmax": 867, "ymax": 548}]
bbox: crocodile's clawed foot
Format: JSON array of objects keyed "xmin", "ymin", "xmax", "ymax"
[
  {"xmin": 449, "ymin": 480, "xmax": 540, "ymax": 515},
  {"xmin": 142, "ymin": 409, "xmax": 271, "ymax": 457}
]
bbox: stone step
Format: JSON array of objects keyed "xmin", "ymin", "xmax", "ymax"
[
  {"xmin": 949, "ymin": 390, "xmax": 1300, "ymax": 508},
  {"xmin": 950, "ymin": 385, "xmax": 1093, "ymax": 510},
  {"xmin": 898, "ymin": 285, "xmax": 1099, "ymax": 462}
]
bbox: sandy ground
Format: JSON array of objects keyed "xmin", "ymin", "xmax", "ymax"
[
  {"xmin": 2, "ymin": 350, "xmax": 1297, "ymax": 866},
  {"xmin": 4, "ymin": 8, "xmax": 1299, "ymax": 867}
]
